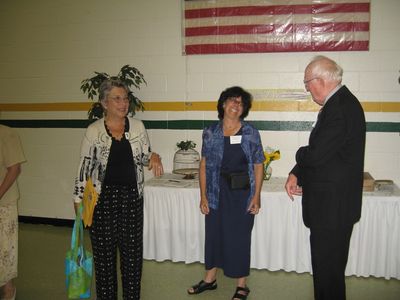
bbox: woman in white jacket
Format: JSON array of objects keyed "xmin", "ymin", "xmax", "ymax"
[{"xmin": 73, "ymin": 79, "xmax": 163, "ymax": 300}]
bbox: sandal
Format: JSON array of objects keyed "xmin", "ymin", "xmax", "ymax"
[
  {"xmin": 187, "ymin": 279, "xmax": 217, "ymax": 295},
  {"xmin": 232, "ymin": 286, "xmax": 250, "ymax": 300}
]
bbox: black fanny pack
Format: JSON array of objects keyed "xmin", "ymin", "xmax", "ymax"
[{"xmin": 221, "ymin": 171, "xmax": 250, "ymax": 190}]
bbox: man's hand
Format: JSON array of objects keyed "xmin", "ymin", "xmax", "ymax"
[{"xmin": 285, "ymin": 173, "xmax": 302, "ymax": 201}]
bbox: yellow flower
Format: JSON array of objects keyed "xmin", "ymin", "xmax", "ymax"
[{"xmin": 264, "ymin": 148, "xmax": 280, "ymax": 165}]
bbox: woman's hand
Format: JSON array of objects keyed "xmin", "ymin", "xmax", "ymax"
[
  {"xmin": 200, "ymin": 197, "xmax": 210, "ymax": 215},
  {"xmin": 198, "ymin": 158, "xmax": 209, "ymax": 215},
  {"xmin": 247, "ymin": 195, "xmax": 260, "ymax": 215},
  {"xmin": 248, "ymin": 163, "xmax": 263, "ymax": 215},
  {"xmin": 148, "ymin": 152, "xmax": 164, "ymax": 177}
]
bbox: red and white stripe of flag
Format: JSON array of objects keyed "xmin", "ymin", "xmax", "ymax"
[{"xmin": 183, "ymin": 0, "xmax": 370, "ymax": 54}]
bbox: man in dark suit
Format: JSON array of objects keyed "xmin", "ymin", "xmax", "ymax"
[{"xmin": 285, "ymin": 56, "xmax": 366, "ymax": 300}]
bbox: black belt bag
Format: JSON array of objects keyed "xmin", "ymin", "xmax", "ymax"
[{"xmin": 221, "ymin": 171, "xmax": 250, "ymax": 190}]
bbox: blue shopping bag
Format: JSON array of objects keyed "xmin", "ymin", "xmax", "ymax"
[{"xmin": 65, "ymin": 205, "xmax": 93, "ymax": 299}]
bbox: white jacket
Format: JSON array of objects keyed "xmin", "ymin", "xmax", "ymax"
[{"xmin": 73, "ymin": 117, "xmax": 152, "ymax": 203}]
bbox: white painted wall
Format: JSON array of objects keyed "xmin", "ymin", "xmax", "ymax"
[{"xmin": 0, "ymin": 0, "xmax": 399, "ymax": 219}]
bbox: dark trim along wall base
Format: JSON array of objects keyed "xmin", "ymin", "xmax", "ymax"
[{"xmin": 19, "ymin": 215, "xmax": 74, "ymax": 227}]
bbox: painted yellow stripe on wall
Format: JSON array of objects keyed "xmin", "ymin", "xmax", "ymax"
[
  {"xmin": 0, "ymin": 102, "xmax": 92, "ymax": 111},
  {"xmin": 0, "ymin": 101, "xmax": 399, "ymax": 112}
]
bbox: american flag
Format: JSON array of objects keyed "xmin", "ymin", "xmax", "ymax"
[{"xmin": 183, "ymin": 0, "xmax": 370, "ymax": 55}]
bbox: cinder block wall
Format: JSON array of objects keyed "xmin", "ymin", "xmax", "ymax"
[{"xmin": 0, "ymin": 0, "xmax": 398, "ymax": 219}]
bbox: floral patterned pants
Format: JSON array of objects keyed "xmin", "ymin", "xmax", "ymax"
[{"xmin": 0, "ymin": 204, "xmax": 18, "ymax": 287}]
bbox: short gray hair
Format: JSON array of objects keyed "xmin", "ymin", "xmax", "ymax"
[
  {"xmin": 98, "ymin": 79, "xmax": 129, "ymax": 103},
  {"xmin": 307, "ymin": 55, "xmax": 343, "ymax": 83}
]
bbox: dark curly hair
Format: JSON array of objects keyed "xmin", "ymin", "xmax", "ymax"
[{"xmin": 217, "ymin": 86, "xmax": 252, "ymax": 120}]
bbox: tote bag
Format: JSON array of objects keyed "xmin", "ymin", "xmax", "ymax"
[{"xmin": 65, "ymin": 205, "xmax": 93, "ymax": 299}]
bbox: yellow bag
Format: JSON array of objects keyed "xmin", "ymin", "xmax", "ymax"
[{"xmin": 82, "ymin": 178, "xmax": 98, "ymax": 227}]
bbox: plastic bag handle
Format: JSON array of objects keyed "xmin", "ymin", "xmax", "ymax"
[{"xmin": 70, "ymin": 203, "xmax": 86, "ymax": 264}]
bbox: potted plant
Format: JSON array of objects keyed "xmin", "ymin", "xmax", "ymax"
[
  {"xmin": 176, "ymin": 140, "xmax": 196, "ymax": 151},
  {"xmin": 80, "ymin": 65, "xmax": 146, "ymax": 120}
]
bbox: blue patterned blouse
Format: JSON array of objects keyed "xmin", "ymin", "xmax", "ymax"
[{"xmin": 201, "ymin": 121, "xmax": 264, "ymax": 209}]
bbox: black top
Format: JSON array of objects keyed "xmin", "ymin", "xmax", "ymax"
[
  {"xmin": 221, "ymin": 127, "xmax": 248, "ymax": 174},
  {"xmin": 103, "ymin": 118, "xmax": 136, "ymax": 185}
]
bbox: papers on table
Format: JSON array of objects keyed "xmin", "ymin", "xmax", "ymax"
[
  {"xmin": 163, "ymin": 180, "xmax": 192, "ymax": 188},
  {"xmin": 146, "ymin": 173, "xmax": 198, "ymax": 188}
]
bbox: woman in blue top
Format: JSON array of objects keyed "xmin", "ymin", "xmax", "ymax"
[{"xmin": 188, "ymin": 86, "xmax": 264, "ymax": 300}]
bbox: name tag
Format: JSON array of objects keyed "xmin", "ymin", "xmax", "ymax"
[{"xmin": 230, "ymin": 135, "xmax": 242, "ymax": 144}]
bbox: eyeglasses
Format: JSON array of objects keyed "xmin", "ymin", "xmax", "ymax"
[
  {"xmin": 303, "ymin": 77, "xmax": 319, "ymax": 85},
  {"xmin": 108, "ymin": 96, "xmax": 129, "ymax": 103},
  {"xmin": 227, "ymin": 97, "xmax": 243, "ymax": 106}
]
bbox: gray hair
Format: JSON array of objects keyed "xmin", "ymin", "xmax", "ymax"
[
  {"xmin": 307, "ymin": 55, "xmax": 343, "ymax": 83},
  {"xmin": 98, "ymin": 79, "xmax": 129, "ymax": 103}
]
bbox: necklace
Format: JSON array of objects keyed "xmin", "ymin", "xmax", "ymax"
[
  {"xmin": 223, "ymin": 120, "xmax": 241, "ymax": 135},
  {"xmin": 105, "ymin": 118, "xmax": 126, "ymax": 140},
  {"xmin": 223, "ymin": 120, "xmax": 240, "ymax": 129}
]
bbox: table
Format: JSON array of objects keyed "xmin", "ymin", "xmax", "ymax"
[{"xmin": 143, "ymin": 174, "xmax": 400, "ymax": 280}]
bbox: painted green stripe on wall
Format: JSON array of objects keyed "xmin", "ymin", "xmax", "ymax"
[
  {"xmin": 366, "ymin": 122, "xmax": 400, "ymax": 132},
  {"xmin": 0, "ymin": 119, "xmax": 399, "ymax": 132}
]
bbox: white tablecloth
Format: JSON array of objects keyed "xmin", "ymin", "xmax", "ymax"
[{"xmin": 143, "ymin": 174, "xmax": 400, "ymax": 280}]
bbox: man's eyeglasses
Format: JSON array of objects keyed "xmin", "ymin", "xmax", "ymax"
[
  {"xmin": 303, "ymin": 77, "xmax": 319, "ymax": 85},
  {"xmin": 108, "ymin": 96, "xmax": 129, "ymax": 103}
]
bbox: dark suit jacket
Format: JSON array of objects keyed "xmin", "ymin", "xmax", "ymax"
[{"xmin": 291, "ymin": 85, "xmax": 366, "ymax": 229}]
